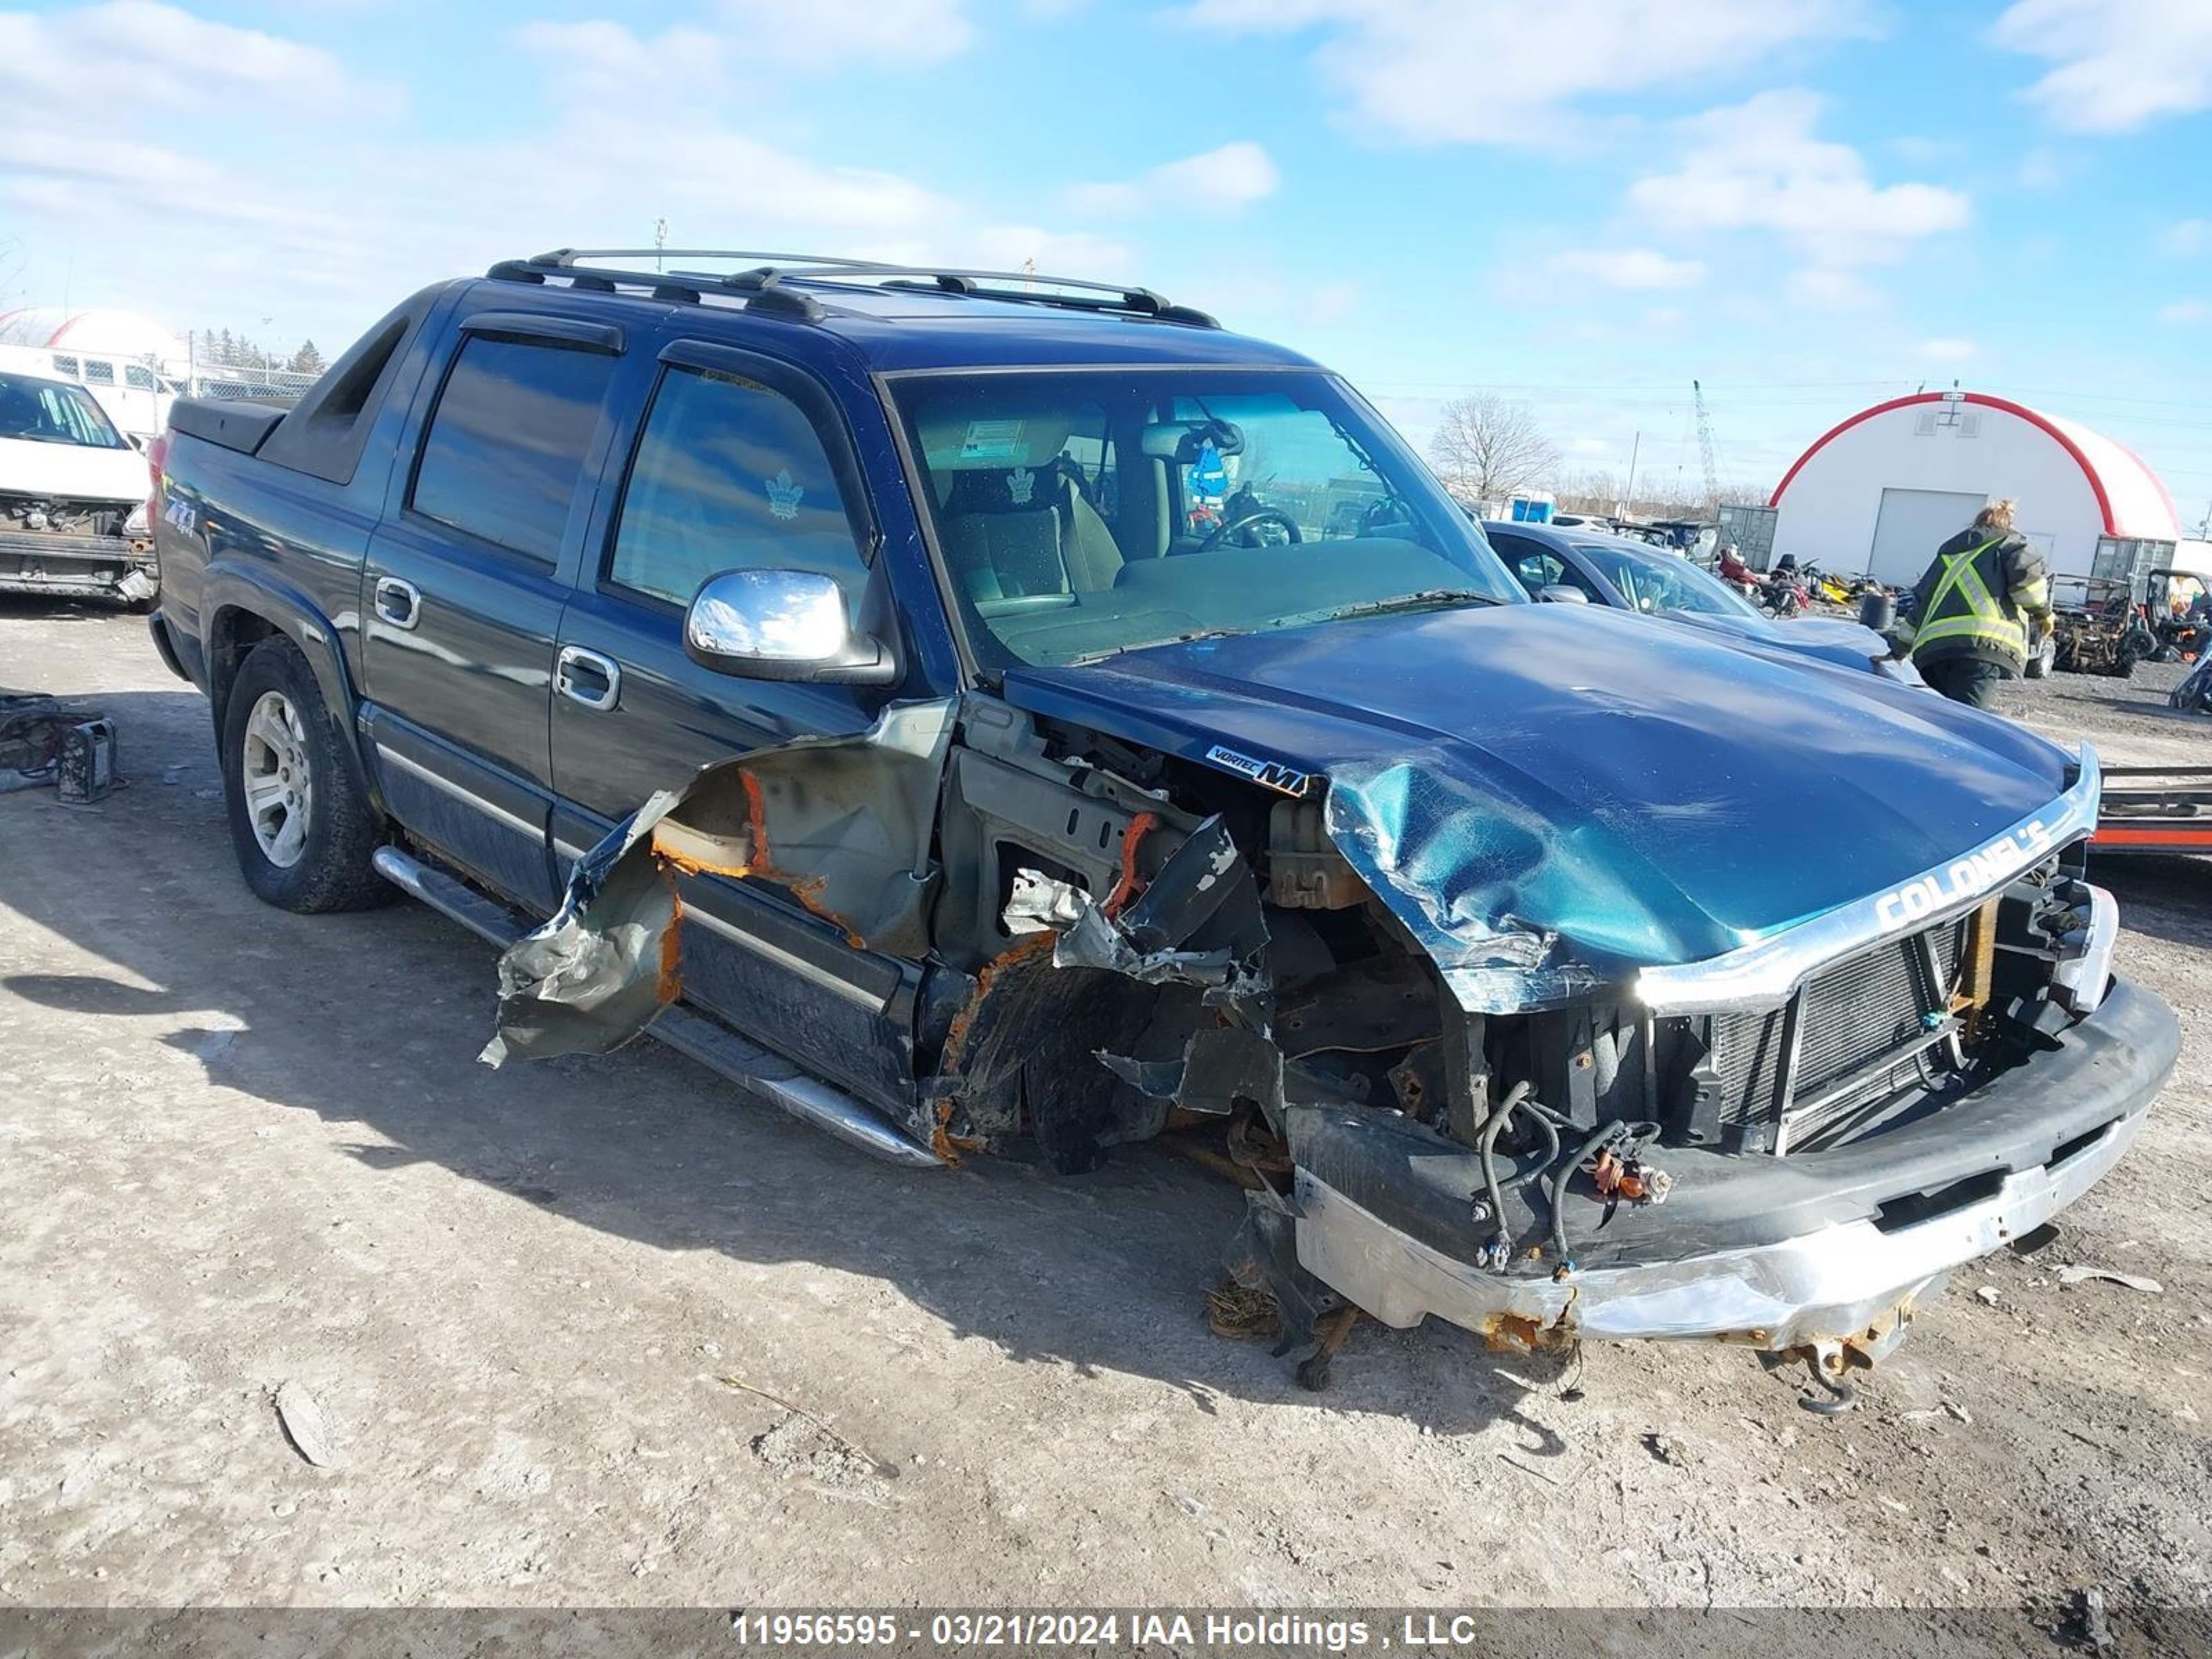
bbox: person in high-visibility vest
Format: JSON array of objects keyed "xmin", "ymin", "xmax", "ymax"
[{"xmin": 1897, "ymin": 498, "xmax": 2052, "ymax": 709}]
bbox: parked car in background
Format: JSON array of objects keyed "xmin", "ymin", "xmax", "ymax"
[
  {"xmin": 1486, "ymin": 518, "xmax": 1914, "ymax": 680},
  {"xmin": 0, "ymin": 369, "xmax": 158, "ymax": 606}
]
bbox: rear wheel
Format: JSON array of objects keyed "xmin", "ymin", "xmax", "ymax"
[{"xmin": 220, "ymin": 637, "xmax": 392, "ymax": 912}]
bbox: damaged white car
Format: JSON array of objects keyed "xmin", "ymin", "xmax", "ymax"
[{"xmin": 0, "ymin": 369, "xmax": 158, "ymax": 607}]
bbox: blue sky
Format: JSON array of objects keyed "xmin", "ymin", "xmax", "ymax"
[{"xmin": 2, "ymin": 0, "xmax": 2207, "ymax": 516}]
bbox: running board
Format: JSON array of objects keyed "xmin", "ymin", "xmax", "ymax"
[{"xmin": 370, "ymin": 845, "xmax": 944, "ymax": 1170}]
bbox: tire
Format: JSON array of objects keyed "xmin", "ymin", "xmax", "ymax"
[{"xmin": 219, "ymin": 637, "xmax": 393, "ymax": 912}]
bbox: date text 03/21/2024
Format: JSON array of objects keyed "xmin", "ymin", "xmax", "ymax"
[{"xmin": 730, "ymin": 1611, "xmax": 1505, "ymax": 1651}]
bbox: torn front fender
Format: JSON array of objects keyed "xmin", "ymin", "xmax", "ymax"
[{"xmin": 482, "ymin": 699, "xmax": 955, "ymax": 1067}]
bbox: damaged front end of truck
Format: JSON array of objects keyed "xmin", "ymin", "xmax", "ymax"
[{"xmin": 485, "ymin": 659, "xmax": 2176, "ymax": 1398}]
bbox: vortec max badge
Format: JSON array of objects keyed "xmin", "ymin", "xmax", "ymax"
[{"xmin": 1204, "ymin": 744, "xmax": 1311, "ymax": 798}]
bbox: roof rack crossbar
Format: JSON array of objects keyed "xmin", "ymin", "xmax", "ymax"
[{"xmin": 501, "ymin": 248, "xmax": 1219, "ymax": 328}]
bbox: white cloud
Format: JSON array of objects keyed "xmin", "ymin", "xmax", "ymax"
[
  {"xmin": 1627, "ymin": 90, "xmax": 1969, "ymax": 307},
  {"xmin": 1992, "ymin": 0, "xmax": 2212, "ymax": 132},
  {"xmin": 516, "ymin": 21, "xmax": 731, "ymax": 99},
  {"xmin": 1067, "ymin": 142, "xmax": 1281, "ymax": 216},
  {"xmin": 2157, "ymin": 300, "xmax": 2209, "ymax": 325},
  {"xmin": 1546, "ymin": 247, "xmax": 1706, "ymax": 290},
  {"xmin": 1175, "ymin": 0, "xmax": 1864, "ymax": 145},
  {"xmin": 0, "ymin": 1, "xmax": 373, "ymax": 113},
  {"xmin": 712, "ymin": 0, "xmax": 974, "ymax": 67},
  {"xmin": 1916, "ymin": 337, "xmax": 1976, "ymax": 362},
  {"xmin": 0, "ymin": 3, "xmax": 1123, "ymax": 344},
  {"xmin": 2164, "ymin": 218, "xmax": 2212, "ymax": 256}
]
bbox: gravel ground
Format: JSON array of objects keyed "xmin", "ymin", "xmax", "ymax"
[{"xmin": 1, "ymin": 601, "xmax": 2208, "ymax": 1622}]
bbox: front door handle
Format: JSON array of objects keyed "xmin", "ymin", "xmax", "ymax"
[
  {"xmin": 373, "ymin": 577, "xmax": 420, "ymax": 630},
  {"xmin": 555, "ymin": 644, "xmax": 622, "ymax": 711}
]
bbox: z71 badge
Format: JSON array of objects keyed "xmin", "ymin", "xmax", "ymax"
[{"xmin": 1204, "ymin": 743, "xmax": 1311, "ymax": 797}]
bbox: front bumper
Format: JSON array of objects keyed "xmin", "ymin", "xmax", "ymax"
[
  {"xmin": 0, "ymin": 529, "xmax": 157, "ymax": 601},
  {"xmin": 1288, "ymin": 977, "xmax": 2176, "ymax": 1352}
]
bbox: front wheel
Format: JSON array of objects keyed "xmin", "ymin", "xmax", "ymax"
[{"xmin": 219, "ymin": 637, "xmax": 393, "ymax": 912}]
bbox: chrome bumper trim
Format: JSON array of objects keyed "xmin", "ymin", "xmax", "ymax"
[{"xmin": 1293, "ymin": 1096, "xmax": 2146, "ymax": 1350}]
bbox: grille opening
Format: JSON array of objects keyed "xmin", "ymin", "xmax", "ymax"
[
  {"xmin": 1684, "ymin": 919, "xmax": 1964, "ymax": 1152},
  {"xmin": 1872, "ymin": 1170, "xmax": 2005, "ymax": 1233}
]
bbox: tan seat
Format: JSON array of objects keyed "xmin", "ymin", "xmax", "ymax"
[{"xmin": 915, "ymin": 405, "xmax": 1124, "ymax": 599}]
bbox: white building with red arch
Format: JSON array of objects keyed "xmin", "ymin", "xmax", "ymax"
[{"xmin": 1768, "ymin": 391, "xmax": 2181, "ymax": 584}]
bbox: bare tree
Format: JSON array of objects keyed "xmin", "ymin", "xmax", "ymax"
[
  {"xmin": 1427, "ymin": 394, "xmax": 1559, "ymax": 505},
  {"xmin": 1555, "ymin": 468, "xmax": 1624, "ymax": 516}
]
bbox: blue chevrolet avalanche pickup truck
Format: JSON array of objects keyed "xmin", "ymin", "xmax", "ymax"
[{"xmin": 147, "ymin": 249, "xmax": 2175, "ymax": 1398}]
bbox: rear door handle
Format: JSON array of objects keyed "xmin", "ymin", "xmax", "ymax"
[
  {"xmin": 373, "ymin": 577, "xmax": 420, "ymax": 630},
  {"xmin": 555, "ymin": 644, "xmax": 622, "ymax": 711}
]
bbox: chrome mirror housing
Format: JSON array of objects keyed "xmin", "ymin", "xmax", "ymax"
[
  {"xmin": 1536, "ymin": 584, "xmax": 1591, "ymax": 605},
  {"xmin": 683, "ymin": 568, "xmax": 897, "ymax": 684}
]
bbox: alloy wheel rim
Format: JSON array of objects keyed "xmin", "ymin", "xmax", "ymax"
[{"xmin": 241, "ymin": 690, "xmax": 312, "ymax": 868}]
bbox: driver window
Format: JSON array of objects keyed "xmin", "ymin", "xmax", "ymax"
[{"xmin": 606, "ymin": 364, "xmax": 865, "ymax": 610}]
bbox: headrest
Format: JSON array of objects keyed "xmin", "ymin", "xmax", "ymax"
[{"xmin": 943, "ymin": 462, "xmax": 1069, "ymax": 516}]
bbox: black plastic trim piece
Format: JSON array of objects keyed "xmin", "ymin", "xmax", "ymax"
[{"xmin": 457, "ymin": 310, "xmax": 624, "ymax": 353}]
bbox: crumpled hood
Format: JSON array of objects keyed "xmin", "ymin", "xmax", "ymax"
[
  {"xmin": 0, "ymin": 435, "xmax": 146, "ymax": 504},
  {"xmin": 1002, "ymin": 604, "xmax": 2075, "ymax": 1002}
]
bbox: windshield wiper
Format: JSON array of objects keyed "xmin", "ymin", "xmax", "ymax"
[
  {"xmin": 1299, "ymin": 588, "xmax": 1501, "ymax": 625},
  {"xmin": 1078, "ymin": 627, "xmax": 1249, "ymax": 664}
]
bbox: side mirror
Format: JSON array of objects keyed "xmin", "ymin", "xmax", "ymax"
[
  {"xmin": 684, "ymin": 568, "xmax": 897, "ymax": 684},
  {"xmin": 1536, "ymin": 584, "xmax": 1591, "ymax": 605}
]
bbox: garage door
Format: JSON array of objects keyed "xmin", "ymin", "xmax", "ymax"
[{"xmin": 1866, "ymin": 487, "xmax": 1987, "ymax": 585}]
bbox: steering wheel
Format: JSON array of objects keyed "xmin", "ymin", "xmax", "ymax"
[{"xmin": 1194, "ymin": 507, "xmax": 1303, "ymax": 554}]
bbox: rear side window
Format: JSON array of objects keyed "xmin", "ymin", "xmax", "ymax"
[
  {"xmin": 411, "ymin": 337, "xmax": 612, "ymax": 563},
  {"xmin": 606, "ymin": 365, "xmax": 865, "ymax": 608}
]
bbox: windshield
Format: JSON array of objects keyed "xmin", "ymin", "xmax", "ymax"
[
  {"xmin": 0, "ymin": 373, "xmax": 129, "ymax": 450},
  {"xmin": 890, "ymin": 368, "xmax": 1522, "ymax": 668},
  {"xmin": 1572, "ymin": 538, "xmax": 1763, "ymax": 621}
]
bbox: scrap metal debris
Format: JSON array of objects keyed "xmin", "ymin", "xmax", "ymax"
[
  {"xmin": 483, "ymin": 701, "xmax": 955, "ymax": 1067},
  {"xmin": 273, "ymin": 1380, "xmax": 340, "ymax": 1469},
  {"xmin": 1001, "ymin": 868, "xmax": 1089, "ymax": 936},
  {"xmin": 2056, "ymin": 1264, "xmax": 2164, "ymax": 1295},
  {"xmin": 1048, "ymin": 814, "xmax": 1268, "ymax": 995},
  {"xmin": 2074, "ymin": 1587, "xmax": 2116, "ymax": 1656},
  {"xmin": 0, "ymin": 693, "xmax": 107, "ymax": 796}
]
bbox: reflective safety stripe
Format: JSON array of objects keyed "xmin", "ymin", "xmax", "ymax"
[
  {"xmin": 2015, "ymin": 574, "xmax": 2051, "ymax": 612},
  {"xmin": 1917, "ymin": 535, "xmax": 2025, "ymax": 655},
  {"xmin": 1913, "ymin": 614, "xmax": 2024, "ymax": 649}
]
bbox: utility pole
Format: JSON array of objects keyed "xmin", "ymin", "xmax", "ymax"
[
  {"xmin": 1622, "ymin": 430, "xmax": 1641, "ymax": 519},
  {"xmin": 1691, "ymin": 379, "xmax": 1721, "ymax": 516},
  {"xmin": 654, "ymin": 218, "xmax": 668, "ymax": 273}
]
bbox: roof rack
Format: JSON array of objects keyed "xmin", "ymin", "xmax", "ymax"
[{"xmin": 485, "ymin": 247, "xmax": 1221, "ymax": 329}]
